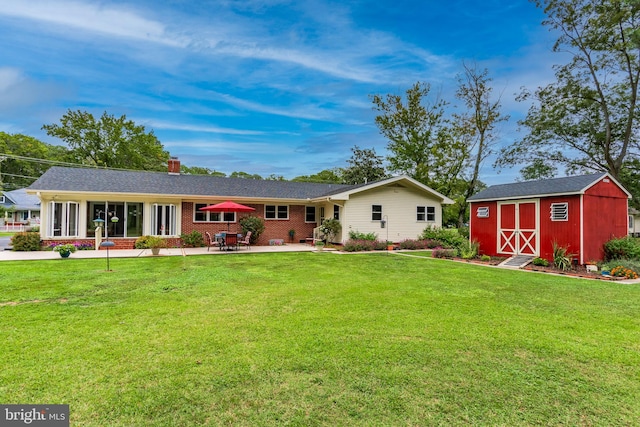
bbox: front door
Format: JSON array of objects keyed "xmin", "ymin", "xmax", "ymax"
[{"xmin": 498, "ymin": 200, "xmax": 538, "ymax": 256}]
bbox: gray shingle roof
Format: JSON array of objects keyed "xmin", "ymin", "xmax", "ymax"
[
  {"xmin": 467, "ymin": 173, "xmax": 610, "ymax": 202},
  {"xmin": 2, "ymin": 188, "xmax": 41, "ymax": 210},
  {"xmin": 28, "ymin": 166, "xmax": 354, "ymax": 200}
]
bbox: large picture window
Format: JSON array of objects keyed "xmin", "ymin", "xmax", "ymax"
[
  {"xmin": 88, "ymin": 202, "xmax": 142, "ymax": 238},
  {"xmin": 49, "ymin": 201, "xmax": 79, "ymax": 237},
  {"xmin": 265, "ymin": 205, "xmax": 288, "ymax": 220}
]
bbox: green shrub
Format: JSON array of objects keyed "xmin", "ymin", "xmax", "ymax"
[
  {"xmin": 239, "ymin": 216, "xmax": 265, "ymax": 244},
  {"xmin": 481, "ymin": 254, "xmax": 491, "ymax": 262},
  {"xmin": 399, "ymin": 239, "xmax": 426, "ymax": 250},
  {"xmin": 432, "ymin": 248, "xmax": 457, "ymax": 258},
  {"xmin": 180, "ymin": 231, "xmax": 205, "ymax": 247},
  {"xmin": 553, "ymin": 241, "xmax": 574, "ymax": 271},
  {"xmin": 134, "ymin": 236, "xmax": 167, "ymax": 249},
  {"xmin": 532, "ymin": 257, "xmax": 549, "ymax": 267},
  {"xmin": 319, "ymin": 218, "xmax": 342, "ymax": 243},
  {"xmin": 348, "ymin": 230, "xmax": 378, "ymax": 241},
  {"xmin": 603, "ymin": 236, "xmax": 640, "ymax": 261},
  {"xmin": 343, "ymin": 239, "xmax": 387, "ymax": 252},
  {"xmin": 420, "ymin": 226, "xmax": 467, "ymax": 250},
  {"xmin": 11, "ymin": 232, "xmax": 42, "ymax": 251},
  {"xmin": 600, "ymin": 258, "xmax": 640, "ymax": 275},
  {"xmin": 459, "ymin": 240, "xmax": 479, "ymax": 259}
]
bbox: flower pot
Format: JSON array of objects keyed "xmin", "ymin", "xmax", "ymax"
[
  {"xmin": 151, "ymin": 247, "xmax": 161, "ymax": 255},
  {"xmin": 387, "ymin": 245, "xmax": 394, "ymax": 251},
  {"xmin": 59, "ymin": 251, "xmax": 71, "ymax": 258}
]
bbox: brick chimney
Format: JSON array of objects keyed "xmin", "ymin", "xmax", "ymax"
[{"xmin": 168, "ymin": 157, "xmax": 180, "ymax": 175}]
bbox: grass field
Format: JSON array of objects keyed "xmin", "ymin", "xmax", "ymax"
[{"xmin": 1, "ymin": 252, "xmax": 640, "ymax": 426}]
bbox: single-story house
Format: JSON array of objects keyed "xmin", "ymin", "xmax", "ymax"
[
  {"xmin": 26, "ymin": 158, "xmax": 454, "ymax": 248},
  {"xmin": 1, "ymin": 188, "xmax": 41, "ymax": 226},
  {"xmin": 467, "ymin": 173, "xmax": 630, "ymax": 264}
]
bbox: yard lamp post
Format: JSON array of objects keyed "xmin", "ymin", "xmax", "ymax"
[
  {"xmin": 381, "ymin": 215, "xmax": 390, "ymax": 252},
  {"xmin": 94, "ymin": 211, "xmax": 119, "ymax": 271}
]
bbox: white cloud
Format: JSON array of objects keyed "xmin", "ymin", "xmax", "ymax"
[{"xmin": 0, "ymin": 1, "xmax": 186, "ymax": 47}]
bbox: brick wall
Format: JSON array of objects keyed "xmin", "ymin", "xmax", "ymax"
[{"xmin": 181, "ymin": 202, "xmax": 316, "ymax": 245}]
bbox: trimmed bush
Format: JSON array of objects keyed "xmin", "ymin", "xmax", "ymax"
[
  {"xmin": 532, "ymin": 257, "xmax": 549, "ymax": 267},
  {"xmin": 420, "ymin": 226, "xmax": 467, "ymax": 250},
  {"xmin": 432, "ymin": 248, "xmax": 457, "ymax": 258},
  {"xmin": 180, "ymin": 231, "xmax": 205, "ymax": 247},
  {"xmin": 239, "ymin": 216, "xmax": 265, "ymax": 244},
  {"xmin": 348, "ymin": 230, "xmax": 378, "ymax": 241},
  {"xmin": 11, "ymin": 232, "xmax": 42, "ymax": 251},
  {"xmin": 603, "ymin": 237, "xmax": 640, "ymax": 261},
  {"xmin": 343, "ymin": 239, "xmax": 383, "ymax": 252}
]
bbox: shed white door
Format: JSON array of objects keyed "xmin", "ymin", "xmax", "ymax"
[{"xmin": 498, "ymin": 201, "xmax": 538, "ymax": 256}]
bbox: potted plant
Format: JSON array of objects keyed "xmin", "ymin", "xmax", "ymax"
[
  {"xmin": 53, "ymin": 243, "xmax": 77, "ymax": 258},
  {"xmin": 315, "ymin": 240, "xmax": 325, "ymax": 251},
  {"xmin": 288, "ymin": 229, "xmax": 296, "ymax": 242},
  {"xmin": 134, "ymin": 235, "xmax": 168, "ymax": 255},
  {"xmin": 147, "ymin": 236, "xmax": 167, "ymax": 255}
]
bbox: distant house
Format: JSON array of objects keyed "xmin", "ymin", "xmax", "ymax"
[
  {"xmin": 27, "ymin": 159, "xmax": 454, "ymax": 248},
  {"xmin": 1, "ymin": 188, "xmax": 41, "ymax": 225},
  {"xmin": 468, "ymin": 173, "xmax": 630, "ymax": 264},
  {"xmin": 629, "ymin": 207, "xmax": 640, "ymax": 237}
]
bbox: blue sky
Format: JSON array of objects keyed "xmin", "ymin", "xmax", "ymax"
[{"xmin": 0, "ymin": 1, "xmax": 559, "ymax": 183}]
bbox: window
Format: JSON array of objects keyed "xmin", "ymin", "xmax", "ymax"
[
  {"xmin": 193, "ymin": 203, "xmax": 235, "ymax": 223},
  {"xmin": 265, "ymin": 205, "xmax": 288, "ymax": 220},
  {"xmin": 477, "ymin": 207, "xmax": 489, "ymax": 218},
  {"xmin": 152, "ymin": 204, "xmax": 176, "ymax": 235},
  {"xmin": 49, "ymin": 201, "xmax": 79, "ymax": 237},
  {"xmin": 417, "ymin": 206, "xmax": 436, "ymax": 222},
  {"xmin": 305, "ymin": 206, "xmax": 316, "ymax": 223},
  {"xmin": 333, "ymin": 205, "xmax": 340, "ymax": 220},
  {"xmin": 629, "ymin": 215, "xmax": 634, "ymax": 230},
  {"xmin": 0, "ymin": 195, "xmax": 4, "ymax": 203},
  {"xmin": 372, "ymin": 205, "xmax": 382, "ymax": 221},
  {"xmin": 550, "ymin": 203, "xmax": 568, "ymax": 221}
]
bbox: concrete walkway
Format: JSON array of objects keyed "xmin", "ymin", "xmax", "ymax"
[{"xmin": 0, "ymin": 243, "xmax": 319, "ymax": 261}]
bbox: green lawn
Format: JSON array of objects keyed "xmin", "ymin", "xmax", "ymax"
[{"xmin": 1, "ymin": 253, "xmax": 640, "ymax": 426}]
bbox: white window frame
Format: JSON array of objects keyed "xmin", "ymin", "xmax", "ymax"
[
  {"xmin": 193, "ymin": 203, "xmax": 235, "ymax": 223},
  {"xmin": 550, "ymin": 203, "xmax": 568, "ymax": 221},
  {"xmin": 417, "ymin": 206, "xmax": 435, "ymax": 222},
  {"xmin": 305, "ymin": 206, "xmax": 316, "ymax": 223},
  {"xmin": 152, "ymin": 204, "xmax": 177, "ymax": 236},
  {"xmin": 265, "ymin": 204, "xmax": 289, "ymax": 220},
  {"xmin": 477, "ymin": 207, "xmax": 490, "ymax": 218},
  {"xmin": 48, "ymin": 201, "xmax": 79, "ymax": 237},
  {"xmin": 372, "ymin": 205, "xmax": 382, "ymax": 221}
]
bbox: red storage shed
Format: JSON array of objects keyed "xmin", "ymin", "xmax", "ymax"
[{"xmin": 468, "ymin": 173, "xmax": 631, "ymax": 264}]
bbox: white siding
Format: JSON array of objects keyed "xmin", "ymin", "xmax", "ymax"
[{"xmin": 340, "ymin": 184, "xmax": 443, "ymax": 243}]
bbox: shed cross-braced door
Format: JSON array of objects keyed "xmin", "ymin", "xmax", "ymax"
[{"xmin": 498, "ymin": 201, "xmax": 538, "ymax": 256}]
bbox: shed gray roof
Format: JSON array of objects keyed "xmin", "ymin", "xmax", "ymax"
[
  {"xmin": 28, "ymin": 166, "xmax": 354, "ymax": 200},
  {"xmin": 467, "ymin": 173, "xmax": 611, "ymax": 202}
]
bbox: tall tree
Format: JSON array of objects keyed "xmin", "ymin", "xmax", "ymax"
[
  {"xmin": 371, "ymin": 82, "xmax": 460, "ymax": 190},
  {"xmin": 43, "ymin": 110, "xmax": 170, "ymax": 171},
  {"xmin": 341, "ymin": 145, "xmax": 387, "ymax": 184},
  {"xmin": 496, "ymin": 0, "xmax": 640, "ymax": 182},
  {"xmin": 453, "ymin": 64, "xmax": 509, "ymax": 227},
  {"xmin": 292, "ymin": 169, "xmax": 343, "ymax": 183},
  {"xmin": 0, "ymin": 132, "xmax": 70, "ymax": 190}
]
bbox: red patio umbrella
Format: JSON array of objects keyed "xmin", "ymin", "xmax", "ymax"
[{"xmin": 199, "ymin": 200, "xmax": 255, "ymax": 231}]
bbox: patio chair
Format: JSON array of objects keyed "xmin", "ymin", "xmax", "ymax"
[
  {"xmin": 224, "ymin": 233, "xmax": 238, "ymax": 251},
  {"xmin": 239, "ymin": 231, "xmax": 252, "ymax": 250},
  {"xmin": 205, "ymin": 232, "xmax": 220, "ymax": 251}
]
